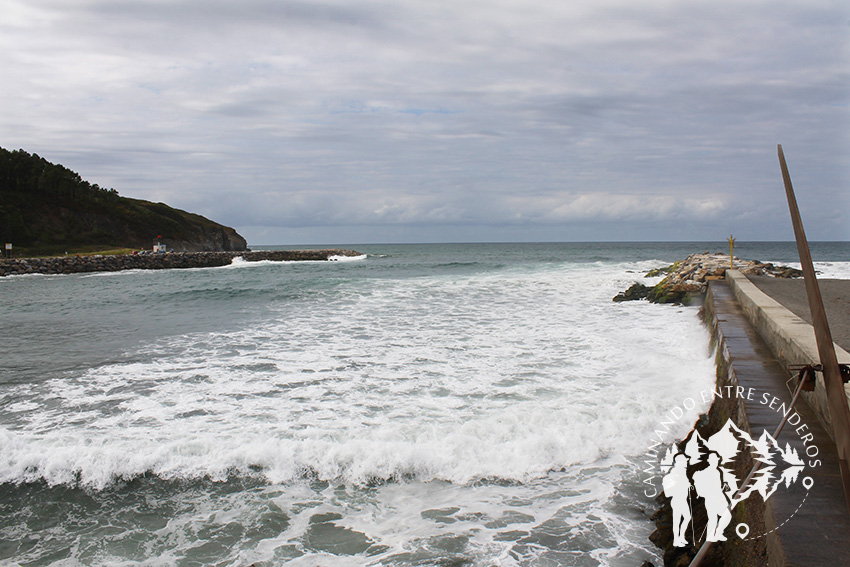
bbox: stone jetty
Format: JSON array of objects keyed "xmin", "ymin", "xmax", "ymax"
[
  {"xmin": 613, "ymin": 252, "xmax": 802, "ymax": 305},
  {"xmin": 0, "ymin": 249, "xmax": 363, "ymax": 277}
]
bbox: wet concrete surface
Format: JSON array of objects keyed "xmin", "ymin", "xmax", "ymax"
[{"xmin": 709, "ymin": 280, "xmax": 850, "ymax": 566}]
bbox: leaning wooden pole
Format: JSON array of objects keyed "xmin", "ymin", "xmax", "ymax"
[{"xmin": 778, "ymin": 144, "xmax": 850, "ymax": 515}]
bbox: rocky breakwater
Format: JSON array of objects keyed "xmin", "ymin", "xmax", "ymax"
[
  {"xmin": 613, "ymin": 253, "xmax": 802, "ymax": 305},
  {"xmin": 0, "ymin": 249, "xmax": 363, "ymax": 277}
]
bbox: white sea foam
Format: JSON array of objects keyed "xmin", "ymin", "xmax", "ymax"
[
  {"xmin": 328, "ymin": 253, "xmax": 368, "ymax": 262},
  {"xmin": 0, "ymin": 260, "xmax": 714, "ymax": 490},
  {"xmin": 757, "ymin": 259, "xmax": 850, "ymax": 280},
  {"xmin": 805, "ymin": 261, "xmax": 850, "ymax": 279},
  {"xmin": 224, "ymin": 253, "xmax": 367, "ymax": 268},
  {"xmin": 223, "ymin": 256, "xmax": 278, "ymax": 269}
]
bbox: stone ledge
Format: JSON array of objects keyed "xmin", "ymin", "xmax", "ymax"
[
  {"xmin": 613, "ymin": 253, "xmax": 802, "ymax": 305},
  {"xmin": 0, "ymin": 249, "xmax": 364, "ymax": 277},
  {"xmin": 725, "ymin": 269, "xmax": 850, "ymax": 441}
]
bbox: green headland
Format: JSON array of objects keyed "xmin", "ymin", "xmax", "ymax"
[{"xmin": 0, "ymin": 147, "xmax": 247, "ymax": 257}]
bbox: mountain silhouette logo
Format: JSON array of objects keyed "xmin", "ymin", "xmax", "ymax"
[{"xmin": 660, "ymin": 418, "xmax": 808, "ymax": 546}]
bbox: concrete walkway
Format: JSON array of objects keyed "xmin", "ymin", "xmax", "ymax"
[
  {"xmin": 747, "ymin": 275, "xmax": 850, "ymax": 353},
  {"xmin": 708, "ymin": 280, "xmax": 850, "ymax": 566}
]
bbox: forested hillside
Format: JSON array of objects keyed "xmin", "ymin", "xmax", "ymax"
[{"xmin": 0, "ymin": 147, "xmax": 247, "ymax": 255}]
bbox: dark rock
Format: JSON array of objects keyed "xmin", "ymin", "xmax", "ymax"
[
  {"xmin": 613, "ymin": 282, "xmax": 650, "ymax": 302},
  {"xmin": 645, "ymin": 279, "xmax": 693, "ymax": 304},
  {"xmin": 0, "ymin": 249, "xmax": 363, "ymax": 277},
  {"xmin": 645, "ymin": 262, "xmax": 680, "ymax": 278},
  {"xmin": 681, "ymin": 292, "xmax": 706, "ymax": 307},
  {"xmin": 618, "ymin": 253, "xmax": 802, "ymax": 306}
]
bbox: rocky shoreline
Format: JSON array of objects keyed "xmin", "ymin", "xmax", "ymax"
[
  {"xmin": 613, "ymin": 252, "xmax": 802, "ymax": 305},
  {"xmin": 0, "ymin": 249, "xmax": 364, "ymax": 277}
]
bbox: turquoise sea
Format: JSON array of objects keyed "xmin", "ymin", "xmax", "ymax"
[{"xmin": 1, "ymin": 241, "xmax": 848, "ymax": 566}]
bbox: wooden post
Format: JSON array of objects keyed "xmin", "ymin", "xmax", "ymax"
[
  {"xmin": 778, "ymin": 144, "xmax": 850, "ymax": 515},
  {"xmin": 688, "ymin": 147, "xmax": 850, "ymax": 567}
]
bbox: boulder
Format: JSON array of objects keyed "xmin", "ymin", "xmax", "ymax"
[
  {"xmin": 616, "ymin": 252, "xmax": 802, "ymax": 306},
  {"xmin": 613, "ymin": 282, "xmax": 651, "ymax": 302}
]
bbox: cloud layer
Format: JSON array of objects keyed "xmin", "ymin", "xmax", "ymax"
[{"xmin": 2, "ymin": 0, "xmax": 848, "ymax": 243}]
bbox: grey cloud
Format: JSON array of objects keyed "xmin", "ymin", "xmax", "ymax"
[
  {"xmin": 86, "ymin": 0, "xmax": 389, "ymax": 31},
  {"xmin": 1, "ymin": 0, "xmax": 847, "ymax": 243}
]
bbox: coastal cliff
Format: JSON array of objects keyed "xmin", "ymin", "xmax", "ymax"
[{"xmin": 0, "ymin": 147, "xmax": 247, "ymax": 254}]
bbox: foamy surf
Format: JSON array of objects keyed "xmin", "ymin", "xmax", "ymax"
[
  {"xmin": 3, "ymin": 242, "xmax": 843, "ymax": 566},
  {"xmin": 328, "ymin": 254, "xmax": 368, "ymax": 262},
  {"xmin": 224, "ymin": 253, "xmax": 368, "ymax": 268},
  {"xmin": 783, "ymin": 260, "xmax": 850, "ymax": 279},
  {"xmin": 0, "ymin": 259, "xmax": 713, "ymax": 491}
]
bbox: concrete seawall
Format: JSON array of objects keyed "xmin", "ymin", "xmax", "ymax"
[
  {"xmin": 0, "ymin": 249, "xmax": 364, "ymax": 277},
  {"xmin": 725, "ymin": 269, "xmax": 850, "ymax": 440},
  {"xmin": 652, "ymin": 280, "xmax": 850, "ymax": 567},
  {"xmin": 653, "ymin": 276, "xmax": 850, "ymax": 566}
]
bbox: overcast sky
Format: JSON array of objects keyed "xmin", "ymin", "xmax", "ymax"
[{"xmin": 2, "ymin": 0, "xmax": 848, "ymax": 244}]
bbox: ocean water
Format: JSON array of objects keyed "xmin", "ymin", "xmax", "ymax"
[{"xmin": 1, "ymin": 241, "xmax": 847, "ymax": 567}]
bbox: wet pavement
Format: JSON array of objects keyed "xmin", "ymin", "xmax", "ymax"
[{"xmin": 708, "ymin": 280, "xmax": 850, "ymax": 566}]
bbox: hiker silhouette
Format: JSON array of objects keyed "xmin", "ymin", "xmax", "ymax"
[
  {"xmin": 692, "ymin": 452, "xmax": 733, "ymax": 542},
  {"xmin": 662, "ymin": 452, "xmax": 692, "ymax": 547}
]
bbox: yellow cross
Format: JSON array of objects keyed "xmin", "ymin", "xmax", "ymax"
[{"xmin": 728, "ymin": 235, "xmax": 736, "ymax": 269}]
